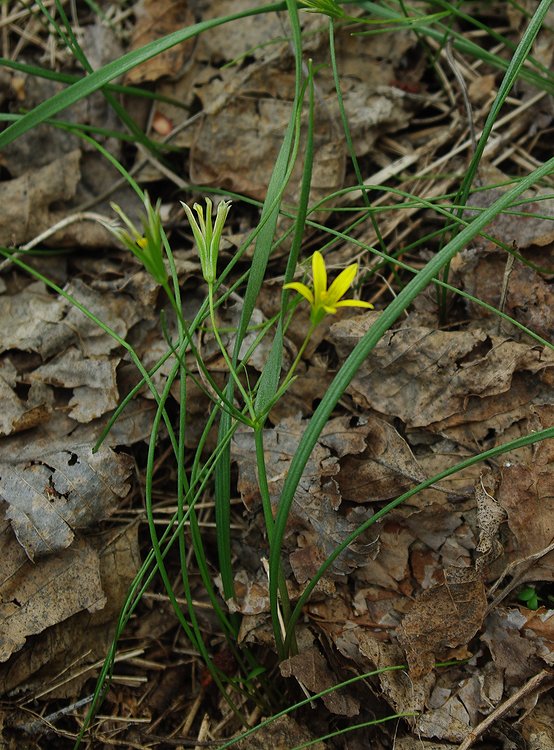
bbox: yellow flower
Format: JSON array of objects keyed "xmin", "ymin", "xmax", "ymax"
[{"xmin": 284, "ymin": 251, "xmax": 373, "ymax": 327}]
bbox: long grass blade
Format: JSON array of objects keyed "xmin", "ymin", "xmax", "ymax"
[{"xmin": 270, "ymin": 154, "xmax": 554, "ymax": 653}]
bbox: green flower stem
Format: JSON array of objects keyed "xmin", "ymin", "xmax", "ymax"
[
  {"xmin": 280, "ymin": 322, "xmax": 317, "ymax": 394},
  {"xmin": 208, "ymin": 283, "xmax": 257, "ymax": 425},
  {"xmin": 254, "ymin": 427, "xmax": 296, "ymax": 658}
]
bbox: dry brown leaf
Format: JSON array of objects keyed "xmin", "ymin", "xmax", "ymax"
[
  {"xmin": 354, "ymin": 521, "xmax": 414, "ymax": 590},
  {"xmin": 0, "ymin": 522, "xmax": 104, "ymax": 662},
  {"xmin": 269, "ymin": 364, "xmax": 334, "ymax": 422},
  {"xmin": 520, "ymin": 694, "xmax": 554, "ymax": 750},
  {"xmin": 0, "ymin": 150, "xmax": 81, "ymax": 246},
  {"xmin": 481, "ymin": 609, "xmax": 544, "ymax": 687},
  {"xmin": 398, "ymin": 571, "xmax": 487, "ymax": 679},
  {"xmin": 415, "ymin": 685, "xmax": 471, "ymax": 742},
  {"xmin": 498, "ymin": 435, "xmax": 554, "ymax": 583},
  {"xmin": 125, "ymin": 0, "xmax": 195, "ymax": 85},
  {"xmin": 189, "ymin": 9, "xmax": 416, "ymax": 205},
  {"xmin": 464, "ymin": 187, "xmax": 554, "ymax": 251},
  {"xmin": 0, "ymin": 403, "xmax": 154, "ymax": 466},
  {"xmin": 280, "ymin": 646, "xmax": 360, "ymax": 717},
  {"xmin": 0, "ymin": 281, "xmax": 68, "ymax": 358},
  {"xmin": 233, "ymin": 414, "xmax": 381, "ymax": 578},
  {"xmin": 0, "ymin": 523, "xmax": 140, "ymax": 696},
  {"xmin": 226, "ymin": 569, "xmax": 270, "ymax": 616},
  {"xmin": 333, "ymin": 415, "xmax": 427, "ymax": 502},
  {"xmin": 404, "ymin": 504, "xmax": 463, "ymax": 552},
  {"xmin": 31, "ymin": 346, "xmax": 119, "ymax": 422},
  {"xmin": 0, "ymin": 445, "xmax": 132, "ymax": 559},
  {"xmin": 234, "ymin": 715, "xmax": 327, "ymax": 750},
  {"xmin": 394, "ymin": 741, "xmax": 457, "ymax": 750},
  {"xmin": 330, "ymin": 316, "xmax": 554, "ymax": 438},
  {"xmin": 451, "ymin": 186, "xmax": 554, "ymax": 338},
  {"xmin": 336, "ymin": 626, "xmax": 431, "ymax": 715},
  {"xmin": 0, "ymin": 277, "xmax": 140, "ymax": 359},
  {"xmin": 191, "ymin": 96, "xmax": 345, "ymax": 205},
  {"xmin": 475, "ymin": 471, "xmax": 506, "ymax": 573},
  {"xmin": 0, "ymin": 362, "xmax": 52, "ymax": 437},
  {"xmin": 523, "ymin": 609, "xmax": 554, "ymax": 664}
]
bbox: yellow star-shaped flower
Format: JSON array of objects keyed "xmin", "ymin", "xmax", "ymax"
[{"xmin": 284, "ymin": 251, "xmax": 373, "ymax": 327}]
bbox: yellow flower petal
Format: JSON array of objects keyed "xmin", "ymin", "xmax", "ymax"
[
  {"xmin": 283, "ymin": 281, "xmax": 314, "ymax": 305},
  {"xmin": 333, "ymin": 299, "xmax": 374, "ymax": 309},
  {"xmin": 326, "ymin": 263, "xmax": 358, "ymax": 304},
  {"xmin": 312, "ymin": 251, "xmax": 327, "ymax": 302}
]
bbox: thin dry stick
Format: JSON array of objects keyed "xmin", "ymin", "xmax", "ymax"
[
  {"xmin": 457, "ymin": 669, "xmax": 554, "ymax": 750},
  {"xmin": 497, "ymin": 252, "xmax": 515, "ymax": 335},
  {"xmin": 0, "ymin": 211, "xmax": 111, "ymax": 272},
  {"xmin": 444, "ymin": 39, "xmax": 477, "ymax": 153},
  {"xmin": 194, "ymin": 713, "xmax": 211, "ymax": 750},
  {"xmin": 487, "ymin": 538, "xmax": 554, "ymax": 613}
]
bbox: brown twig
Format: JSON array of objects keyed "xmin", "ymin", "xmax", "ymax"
[{"xmin": 457, "ymin": 669, "xmax": 554, "ymax": 750}]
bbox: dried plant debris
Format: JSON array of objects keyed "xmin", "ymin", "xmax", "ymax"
[
  {"xmin": 189, "ymin": 10, "xmax": 416, "ymax": 204},
  {"xmin": 234, "ymin": 414, "xmax": 385, "ymax": 580},
  {"xmin": 330, "ymin": 314, "xmax": 554, "ymax": 443},
  {"xmin": 1, "ymin": 0, "xmax": 554, "ymax": 746},
  {"xmin": 0, "ymin": 523, "xmax": 140, "ymax": 695},
  {"xmin": 398, "ymin": 569, "xmax": 488, "ymax": 680},
  {"xmin": 280, "ymin": 647, "xmax": 360, "ymax": 717},
  {"xmin": 451, "ymin": 184, "xmax": 554, "ymax": 340},
  {"xmin": 0, "ymin": 444, "xmax": 132, "ymax": 559}
]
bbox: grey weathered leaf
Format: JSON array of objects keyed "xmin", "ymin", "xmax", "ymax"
[{"xmin": 0, "ymin": 446, "xmax": 133, "ymax": 559}]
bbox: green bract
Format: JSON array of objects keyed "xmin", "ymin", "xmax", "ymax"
[
  {"xmin": 182, "ymin": 197, "xmax": 232, "ymax": 285},
  {"xmin": 300, "ymin": 0, "xmax": 345, "ymax": 19},
  {"xmin": 104, "ymin": 194, "xmax": 168, "ymax": 286}
]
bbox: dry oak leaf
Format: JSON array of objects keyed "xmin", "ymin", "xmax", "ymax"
[
  {"xmin": 0, "ymin": 445, "xmax": 133, "ymax": 560},
  {"xmin": 280, "ymin": 647, "xmax": 360, "ymax": 717},
  {"xmin": 0, "ymin": 523, "xmax": 140, "ymax": 694},
  {"xmin": 398, "ymin": 570, "xmax": 487, "ymax": 679},
  {"xmin": 330, "ymin": 316, "xmax": 554, "ymax": 431},
  {"xmin": 0, "ymin": 521, "xmax": 104, "ymax": 662},
  {"xmin": 0, "ymin": 150, "xmax": 81, "ymax": 246},
  {"xmin": 233, "ymin": 414, "xmax": 381, "ymax": 578}
]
